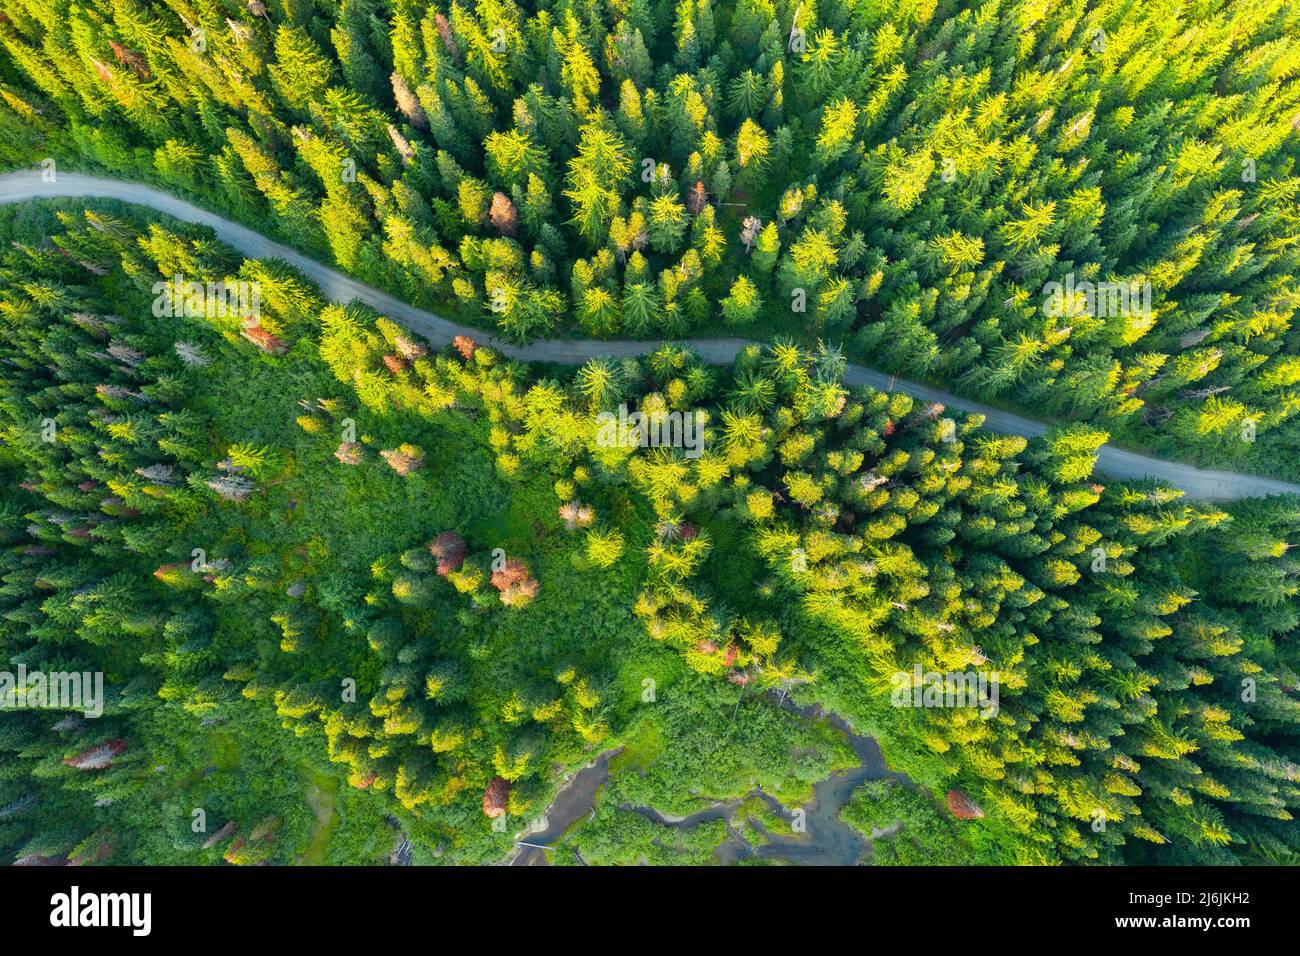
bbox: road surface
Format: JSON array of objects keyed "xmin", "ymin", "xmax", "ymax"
[{"xmin": 3, "ymin": 169, "xmax": 1297, "ymax": 502}]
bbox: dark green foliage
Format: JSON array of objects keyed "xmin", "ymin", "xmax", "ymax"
[
  {"xmin": 2, "ymin": 0, "xmax": 1299, "ymax": 472},
  {"xmin": 0, "ymin": 193, "xmax": 1295, "ymax": 865}
]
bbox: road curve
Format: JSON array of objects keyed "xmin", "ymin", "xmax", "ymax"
[{"xmin": 3, "ymin": 169, "xmax": 1297, "ymax": 502}]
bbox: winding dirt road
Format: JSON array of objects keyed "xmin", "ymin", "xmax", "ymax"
[{"xmin": 4, "ymin": 169, "xmax": 1297, "ymax": 501}]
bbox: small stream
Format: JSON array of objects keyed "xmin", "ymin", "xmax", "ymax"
[
  {"xmin": 509, "ymin": 695, "xmax": 913, "ymax": 866},
  {"xmin": 741, "ymin": 697, "xmax": 911, "ymax": 865},
  {"xmin": 509, "ymin": 749, "xmax": 620, "ymax": 866}
]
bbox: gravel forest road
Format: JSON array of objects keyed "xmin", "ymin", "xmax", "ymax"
[{"xmin": 5, "ymin": 169, "xmax": 1298, "ymax": 502}]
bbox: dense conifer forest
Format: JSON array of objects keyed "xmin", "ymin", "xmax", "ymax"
[{"xmin": 0, "ymin": 0, "xmax": 1297, "ymax": 868}]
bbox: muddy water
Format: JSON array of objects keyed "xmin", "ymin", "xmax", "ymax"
[
  {"xmin": 511, "ymin": 697, "xmax": 912, "ymax": 866},
  {"xmin": 509, "ymin": 749, "xmax": 620, "ymax": 866},
  {"xmin": 744, "ymin": 698, "xmax": 911, "ymax": 865}
]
